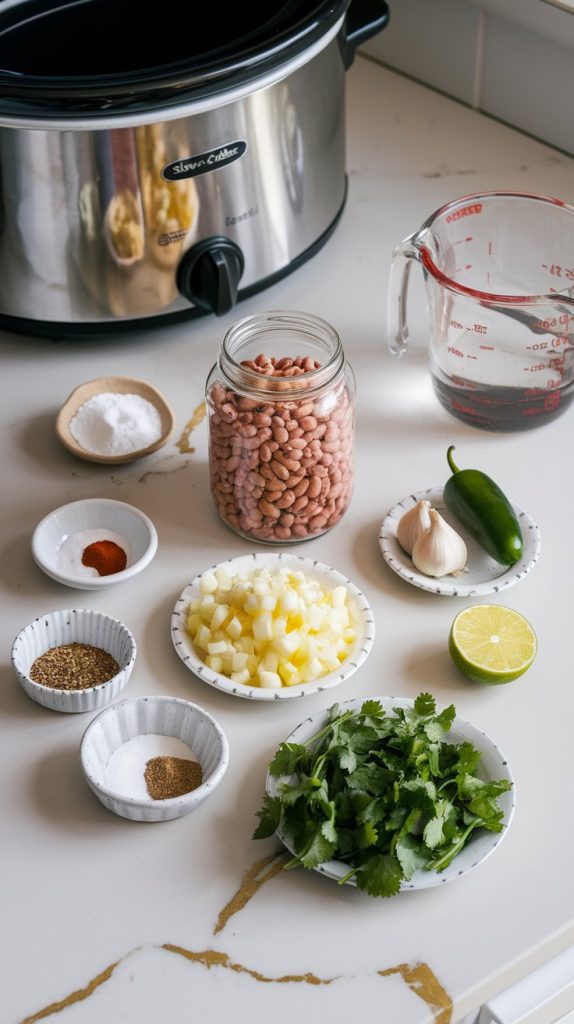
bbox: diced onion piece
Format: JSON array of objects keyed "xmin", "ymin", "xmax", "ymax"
[
  {"xmin": 331, "ymin": 586, "xmax": 347, "ymax": 609},
  {"xmin": 258, "ymin": 669, "xmax": 282, "ymax": 689},
  {"xmin": 273, "ymin": 631, "xmax": 301, "ymax": 657},
  {"xmin": 279, "ymin": 661, "xmax": 302, "ymax": 686},
  {"xmin": 210, "ymin": 604, "xmax": 229, "ymax": 631},
  {"xmin": 226, "ymin": 616, "xmax": 243, "ymax": 640},
  {"xmin": 195, "ymin": 624, "xmax": 212, "ymax": 651},
  {"xmin": 263, "ymin": 650, "xmax": 279, "ymax": 672},
  {"xmin": 252, "ymin": 611, "xmax": 273, "ymax": 642},
  {"xmin": 207, "ymin": 640, "xmax": 228, "ymax": 655},
  {"xmin": 200, "ymin": 571, "xmax": 218, "ymax": 595},
  {"xmin": 231, "ymin": 668, "xmax": 250, "ymax": 685},
  {"xmin": 206, "ymin": 655, "xmax": 223, "ymax": 673},
  {"xmin": 215, "ymin": 567, "xmax": 233, "ymax": 591}
]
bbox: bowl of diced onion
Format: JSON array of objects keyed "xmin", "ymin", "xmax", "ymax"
[{"xmin": 170, "ymin": 553, "xmax": 375, "ymax": 701}]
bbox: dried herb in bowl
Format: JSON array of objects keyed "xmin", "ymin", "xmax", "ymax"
[
  {"xmin": 30, "ymin": 643, "xmax": 119, "ymax": 690},
  {"xmin": 254, "ymin": 693, "xmax": 512, "ymax": 898}
]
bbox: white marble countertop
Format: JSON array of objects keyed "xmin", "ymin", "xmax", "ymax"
[{"xmin": 2, "ymin": 57, "xmax": 574, "ymax": 1024}]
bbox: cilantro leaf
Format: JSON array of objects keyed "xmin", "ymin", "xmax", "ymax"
[
  {"xmin": 298, "ymin": 826, "xmax": 337, "ymax": 869},
  {"xmin": 321, "ymin": 815, "xmax": 338, "ymax": 844},
  {"xmin": 456, "ymin": 742, "xmax": 482, "ymax": 776},
  {"xmin": 355, "ymin": 854, "xmax": 403, "ymax": 898},
  {"xmin": 252, "ymin": 794, "xmax": 281, "ymax": 839},
  {"xmin": 414, "ymin": 692, "xmax": 436, "ymax": 716},
  {"xmin": 354, "ymin": 821, "xmax": 379, "ymax": 850},
  {"xmin": 436, "ymin": 704, "xmax": 456, "ymax": 731},
  {"xmin": 268, "ymin": 742, "xmax": 308, "ymax": 777},
  {"xmin": 338, "ymin": 746, "xmax": 358, "ymax": 773},
  {"xmin": 360, "ymin": 699, "xmax": 385, "ymax": 719},
  {"xmin": 423, "ymin": 814, "xmax": 447, "ymax": 849},
  {"xmin": 395, "ymin": 835, "xmax": 430, "ymax": 880},
  {"xmin": 346, "ymin": 763, "xmax": 393, "ymax": 796}
]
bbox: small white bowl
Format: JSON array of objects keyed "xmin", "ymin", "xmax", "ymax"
[
  {"xmin": 11, "ymin": 608, "xmax": 137, "ymax": 713},
  {"xmin": 32, "ymin": 498, "xmax": 158, "ymax": 590},
  {"xmin": 80, "ymin": 696, "xmax": 230, "ymax": 822},
  {"xmin": 171, "ymin": 552, "xmax": 375, "ymax": 701}
]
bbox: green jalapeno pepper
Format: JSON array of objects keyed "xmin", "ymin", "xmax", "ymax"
[{"xmin": 443, "ymin": 446, "xmax": 523, "ymax": 566}]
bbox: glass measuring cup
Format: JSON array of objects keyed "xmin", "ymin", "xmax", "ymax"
[{"xmin": 387, "ymin": 191, "xmax": 574, "ymax": 430}]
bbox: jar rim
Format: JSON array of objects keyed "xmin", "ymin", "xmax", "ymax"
[{"xmin": 218, "ymin": 310, "xmax": 345, "ymax": 398}]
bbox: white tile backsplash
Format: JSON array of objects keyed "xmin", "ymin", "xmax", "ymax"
[
  {"xmin": 360, "ymin": 0, "xmax": 481, "ymax": 105},
  {"xmin": 361, "ymin": 0, "xmax": 574, "ymax": 155},
  {"xmin": 481, "ymin": 12, "xmax": 574, "ymax": 155}
]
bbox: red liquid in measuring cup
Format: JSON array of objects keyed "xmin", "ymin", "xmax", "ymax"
[{"xmin": 432, "ymin": 375, "xmax": 574, "ymax": 431}]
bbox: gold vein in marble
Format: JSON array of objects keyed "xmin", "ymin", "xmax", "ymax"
[
  {"xmin": 379, "ymin": 962, "xmax": 452, "ymax": 1024},
  {"xmin": 20, "ymin": 948, "xmax": 453, "ymax": 1022},
  {"xmin": 164, "ymin": 944, "xmax": 333, "ymax": 986},
  {"xmin": 20, "ymin": 960, "xmax": 120, "ymax": 1024},
  {"xmin": 213, "ymin": 851, "xmax": 288, "ymax": 935},
  {"xmin": 176, "ymin": 401, "xmax": 207, "ymax": 454}
]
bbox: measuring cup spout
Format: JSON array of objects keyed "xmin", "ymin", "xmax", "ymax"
[{"xmin": 387, "ymin": 235, "xmax": 419, "ymax": 357}]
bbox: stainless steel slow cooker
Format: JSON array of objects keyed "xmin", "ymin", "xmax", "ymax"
[{"xmin": 0, "ymin": 0, "xmax": 388, "ymax": 335}]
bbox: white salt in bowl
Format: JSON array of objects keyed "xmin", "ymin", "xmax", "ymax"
[
  {"xmin": 32, "ymin": 498, "xmax": 158, "ymax": 590},
  {"xmin": 80, "ymin": 696, "xmax": 229, "ymax": 822},
  {"xmin": 11, "ymin": 608, "xmax": 137, "ymax": 713},
  {"xmin": 55, "ymin": 376, "xmax": 175, "ymax": 465}
]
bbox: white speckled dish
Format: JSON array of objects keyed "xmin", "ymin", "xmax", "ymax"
[
  {"xmin": 32, "ymin": 498, "xmax": 158, "ymax": 591},
  {"xmin": 379, "ymin": 487, "xmax": 541, "ymax": 597},
  {"xmin": 80, "ymin": 696, "xmax": 229, "ymax": 822},
  {"xmin": 266, "ymin": 695, "xmax": 515, "ymax": 891},
  {"xmin": 171, "ymin": 552, "xmax": 375, "ymax": 702},
  {"xmin": 11, "ymin": 608, "xmax": 137, "ymax": 713}
]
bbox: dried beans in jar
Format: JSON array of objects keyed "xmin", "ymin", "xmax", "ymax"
[{"xmin": 205, "ymin": 311, "xmax": 355, "ymax": 543}]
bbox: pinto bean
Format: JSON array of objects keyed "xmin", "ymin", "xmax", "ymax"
[
  {"xmin": 270, "ymin": 459, "xmax": 290, "ymax": 481},
  {"xmin": 258, "ymin": 499, "xmax": 281, "ymax": 519},
  {"xmin": 307, "ymin": 476, "xmax": 322, "ymax": 499}
]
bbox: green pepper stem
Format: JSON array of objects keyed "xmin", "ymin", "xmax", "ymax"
[{"xmin": 447, "ymin": 446, "xmax": 460, "ymax": 475}]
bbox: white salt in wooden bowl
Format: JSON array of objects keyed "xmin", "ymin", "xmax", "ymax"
[{"xmin": 55, "ymin": 376, "xmax": 175, "ymax": 464}]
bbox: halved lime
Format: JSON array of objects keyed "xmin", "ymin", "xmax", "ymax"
[{"xmin": 449, "ymin": 604, "xmax": 537, "ymax": 685}]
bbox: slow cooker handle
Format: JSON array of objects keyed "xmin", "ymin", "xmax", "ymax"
[{"xmin": 343, "ymin": 0, "xmax": 390, "ymax": 68}]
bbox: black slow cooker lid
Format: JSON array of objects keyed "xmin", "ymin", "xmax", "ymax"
[{"xmin": 0, "ymin": 0, "xmax": 350, "ymax": 117}]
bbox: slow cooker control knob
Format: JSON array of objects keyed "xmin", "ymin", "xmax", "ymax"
[{"xmin": 177, "ymin": 236, "xmax": 245, "ymax": 316}]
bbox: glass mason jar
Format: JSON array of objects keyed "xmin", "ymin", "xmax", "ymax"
[{"xmin": 205, "ymin": 310, "xmax": 356, "ymax": 543}]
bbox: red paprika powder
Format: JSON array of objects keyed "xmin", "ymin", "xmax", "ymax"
[{"xmin": 82, "ymin": 540, "xmax": 127, "ymax": 576}]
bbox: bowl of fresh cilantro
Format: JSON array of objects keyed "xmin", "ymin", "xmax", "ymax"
[{"xmin": 254, "ymin": 693, "xmax": 514, "ymax": 897}]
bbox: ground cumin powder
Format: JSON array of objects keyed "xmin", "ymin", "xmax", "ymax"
[{"xmin": 144, "ymin": 756, "xmax": 203, "ymax": 800}]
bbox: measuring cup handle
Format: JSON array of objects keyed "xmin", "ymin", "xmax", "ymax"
[{"xmin": 387, "ymin": 236, "xmax": 419, "ymax": 357}]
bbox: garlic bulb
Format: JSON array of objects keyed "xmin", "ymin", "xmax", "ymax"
[
  {"xmin": 397, "ymin": 499, "xmax": 432, "ymax": 556},
  {"xmin": 411, "ymin": 509, "xmax": 467, "ymax": 578}
]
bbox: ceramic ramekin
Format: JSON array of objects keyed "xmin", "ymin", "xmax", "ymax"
[
  {"xmin": 11, "ymin": 608, "xmax": 137, "ymax": 713},
  {"xmin": 32, "ymin": 498, "xmax": 158, "ymax": 590},
  {"xmin": 80, "ymin": 696, "xmax": 230, "ymax": 822}
]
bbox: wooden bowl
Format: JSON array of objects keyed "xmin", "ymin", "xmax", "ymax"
[{"xmin": 56, "ymin": 376, "xmax": 175, "ymax": 464}]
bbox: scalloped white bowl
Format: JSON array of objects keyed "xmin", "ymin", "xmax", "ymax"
[
  {"xmin": 80, "ymin": 696, "xmax": 229, "ymax": 822},
  {"xmin": 11, "ymin": 608, "xmax": 137, "ymax": 713},
  {"xmin": 171, "ymin": 552, "xmax": 375, "ymax": 701}
]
